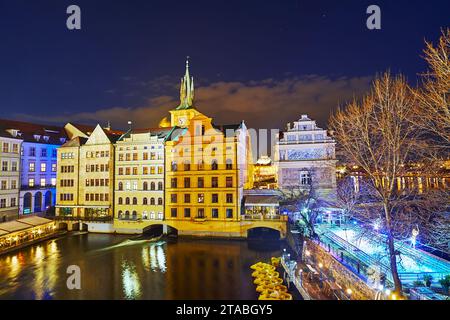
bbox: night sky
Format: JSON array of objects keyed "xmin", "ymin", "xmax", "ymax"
[{"xmin": 0, "ymin": 0, "xmax": 449, "ymax": 130}]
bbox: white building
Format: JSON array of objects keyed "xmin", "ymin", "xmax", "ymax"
[
  {"xmin": 275, "ymin": 115, "xmax": 337, "ymax": 200},
  {"xmin": 0, "ymin": 129, "xmax": 22, "ymax": 222}
]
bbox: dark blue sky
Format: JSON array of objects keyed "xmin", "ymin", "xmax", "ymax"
[{"xmin": 0, "ymin": 0, "xmax": 449, "ymax": 129}]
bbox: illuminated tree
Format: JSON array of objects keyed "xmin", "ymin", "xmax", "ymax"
[
  {"xmin": 329, "ymin": 73, "xmax": 419, "ymax": 294},
  {"xmin": 413, "ymin": 28, "xmax": 450, "ymax": 147}
]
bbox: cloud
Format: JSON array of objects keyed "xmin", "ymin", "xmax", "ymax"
[{"xmin": 16, "ymin": 75, "xmax": 372, "ymax": 130}]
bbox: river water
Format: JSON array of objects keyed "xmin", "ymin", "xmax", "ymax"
[{"xmin": 0, "ymin": 233, "xmax": 285, "ymax": 300}]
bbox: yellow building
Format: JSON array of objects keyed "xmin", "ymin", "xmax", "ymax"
[
  {"xmin": 163, "ymin": 59, "xmax": 255, "ymax": 237},
  {"xmin": 56, "ymin": 124, "xmax": 122, "ymax": 221},
  {"xmin": 113, "ymin": 127, "xmax": 171, "ymax": 233}
]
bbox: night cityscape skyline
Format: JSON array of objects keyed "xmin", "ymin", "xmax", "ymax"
[
  {"xmin": 1, "ymin": 0, "xmax": 449, "ymax": 130},
  {"xmin": 0, "ymin": 0, "xmax": 449, "ymax": 306}
]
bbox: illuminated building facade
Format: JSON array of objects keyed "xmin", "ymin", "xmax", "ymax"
[
  {"xmin": 56, "ymin": 124, "xmax": 122, "ymax": 221},
  {"xmin": 253, "ymin": 156, "xmax": 277, "ymax": 189},
  {"xmin": 113, "ymin": 128, "xmax": 171, "ymax": 233},
  {"xmin": 163, "ymin": 60, "xmax": 254, "ymax": 236},
  {"xmin": 0, "ymin": 119, "xmax": 68, "ymax": 220},
  {"xmin": 275, "ymin": 115, "xmax": 337, "ymax": 199},
  {"xmin": 0, "ymin": 125, "xmax": 22, "ymax": 222}
]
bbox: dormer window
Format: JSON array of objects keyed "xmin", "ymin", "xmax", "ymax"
[
  {"xmin": 11, "ymin": 130, "xmax": 19, "ymax": 137},
  {"xmin": 43, "ymin": 136, "xmax": 50, "ymax": 142},
  {"xmin": 34, "ymin": 135, "xmax": 41, "ymax": 141},
  {"xmin": 60, "ymin": 138, "xmax": 66, "ymax": 144}
]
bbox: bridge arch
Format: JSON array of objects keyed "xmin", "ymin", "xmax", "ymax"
[{"xmin": 246, "ymin": 226, "xmax": 281, "ymax": 240}]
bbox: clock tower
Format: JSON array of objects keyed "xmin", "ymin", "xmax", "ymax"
[{"xmin": 169, "ymin": 58, "xmax": 201, "ymax": 127}]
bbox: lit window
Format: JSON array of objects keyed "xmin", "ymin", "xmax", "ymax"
[
  {"xmin": 40, "ymin": 178, "xmax": 46, "ymax": 187},
  {"xmin": 51, "ymin": 178, "xmax": 56, "ymax": 186},
  {"xmin": 40, "ymin": 163, "xmax": 47, "ymax": 172},
  {"xmin": 29, "ymin": 178, "xmax": 35, "ymax": 187}
]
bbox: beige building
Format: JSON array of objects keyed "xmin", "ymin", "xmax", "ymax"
[
  {"xmin": 56, "ymin": 124, "xmax": 122, "ymax": 220},
  {"xmin": 0, "ymin": 132, "xmax": 22, "ymax": 222},
  {"xmin": 275, "ymin": 114, "xmax": 337, "ymax": 200},
  {"xmin": 114, "ymin": 128, "xmax": 171, "ymax": 232}
]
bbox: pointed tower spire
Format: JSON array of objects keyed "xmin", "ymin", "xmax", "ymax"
[{"xmin": 177, "ymin": 56, "xmax": 194, "ymax": 109}]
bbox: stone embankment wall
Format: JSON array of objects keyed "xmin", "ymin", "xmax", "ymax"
[{"xmin": 306, "ymin": 240, "xmax": 377, "ymax": 300}]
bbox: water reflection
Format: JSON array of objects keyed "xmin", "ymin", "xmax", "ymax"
[
  {"xmin": 0, "ymin": 234, "xmax": 282, "ymax": 300},
  {"xmin": 121, "ymin": 261, "xmax": 142, "ymax": 299}
]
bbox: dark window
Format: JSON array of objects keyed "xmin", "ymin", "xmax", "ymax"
[
  {"xmin": 171, "ymin": 208, "xmax": 177, "ymax": 218},
  {"xmin": 197, "ymin": 208, "xmax": 205, "ymax": 218},
  {"xmin": 184, "ymin": 162, "xmax": 190, "ymax": 171},
  {"xmin": 198, "ymin": 177, "xmax": 204, "ymax": 188},
  {"xmin": 226, "ymin": 159, "xmax": 233, "ymax": 170},
  {"xmin": 171, "ymin": 194, "xmax": 177, "ymax": 203},
  {"xmin": 212, "ymin": 193, "xmax": 219, "ymax": 203},
  {"xmin": 184, "ymin": 208, "xmax": 191, "ymax": 218},
  {"xmin": 211, "ymin": 160, "xmax": 218, "ymax": 170},
  {"xmin": 226, "ymin": 208, "xmax": 233, "ymax": 219},
  {"xmin": 184, "ymin": 194, "xmax": 191, "ymax": 203},
  {"xmin": 171, "ymin": 178, "xmax": 177, "ymax": 188},
  {"xmin": 212, "ymin": 177, "xmax": 218, "ymax": 188},
  {"xmin": 226, "ymin": 193, "xmax": 233, "ymax": 203},
  {"xmin": 226, "ymin": 177, "xmax": 233, "ymax": 188},
  {"xmin": 212, "ymin": 208, "xmax": 219, "ymax": 218},
  {"xmin": 184, "ymin": 177, "xmax": 190, "ymax": 188}
]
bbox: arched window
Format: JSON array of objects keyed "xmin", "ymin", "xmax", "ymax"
[
  {"xmin": 125, "ymin": 197, "xmax": 130, "ymax": 205},
  {"xmin": 143, "ymin": 182, "xmax": 148, "ymax": 190},
  {"xmin": 158, "ymin": 181, "xmax": 163, "ymax": 190},
  {"xmin": 125, "ymin": 211, "xmax": 130, "ymax": 220},
  {"xmin": 184, "ymin": 161, "xmax": 191, "ymax": 171},
  {"xmin": 118, "ymin": 197, "xmax": 123, "ymax": 205},
  {"xmin": 143, "ymin": 198, "xmax": 148, "ymax": 205},
  {"xmin": 143, "ymin": 211, "xmax": 148, "ymax": 219},
  {"xmin": 211, "ymin": 159, "xmax": 218, "ymax": 170},
  {"xmin": 132, "ymin": 211, "xmax": 137, "ymax": 220},
  {"xmin": 226, "ymin": 159, "xmax": 233, "ymax": 170},
  {"xmin": 118, "ymin": 210, "xmax": 123, "ymax": 219},
  {"xmin": 198, "ymin": 160, "xmax": 204, "ymax": 170},
  {"xmin": 157, "ymin": 197, "xmax": 163, "ymax": 205},
  {"xmin": 150, "ymin": 182, "xmax": 155, "ymax": 190},
  {"xmin": 118, "ymin": 182, "xmax": 123, "ymax": 190},
  {"xmin": 132, "ymin": 197, "xmax": 138, "ymax": 205},
  {"xmin": 150, "ymin": 197, "xmax": 155, "ymax": 205},
  {"xmin": 171, "ymin": 161, "xmax": 177, "ymax": 171}
]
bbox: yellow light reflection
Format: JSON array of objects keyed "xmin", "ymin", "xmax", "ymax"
[{"xmin": 121, "ymin": 261, "xmax": 142, "ymax": 299}]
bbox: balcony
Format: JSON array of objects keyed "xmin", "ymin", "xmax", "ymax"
[
  {"xmin": 243, "ymin": 214, "xmax": 286, "ymax": 221},
  {"xmin": 51, "ymin": 215, "xmax": 113, "ymax": 223}
]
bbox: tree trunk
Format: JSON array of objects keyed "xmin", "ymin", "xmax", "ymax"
[
  {"xmin": 387, "ymin": 232, "xmax": 403, "ymax": 294},
  {"xmin": 383, "ymin": 202, "xmax": 403, "ymax": 294}
]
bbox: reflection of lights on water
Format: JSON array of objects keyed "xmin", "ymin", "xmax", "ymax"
[
  {"xmin": 156, "ymin": 246, "xmax": 166, "ymax": 272},
  {"xmin": 121, "ymin": 261, "xmax": 142, "ymax": 299},
  {"xmin": 141, "ymin": 247, "xmax": 150, "ymax": 270},
  {"xmin": 150, "ymin": 246, "xmax": 158, "ymax": 271},
  {"xmin": 146, "ymin": 244, "xmax": 167, "ymax": 273},
  {"xmin": 49, "ymin": 241, "xmax": 58, "ymax": 254},
  {"xmin": 35, "ymin": 246, "xmax": 44, "ymax": 262}
]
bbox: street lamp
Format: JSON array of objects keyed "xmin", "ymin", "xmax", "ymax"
[{"xmin": 346, "ymin": 288, "xmax": 352, "ymax": 300}]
